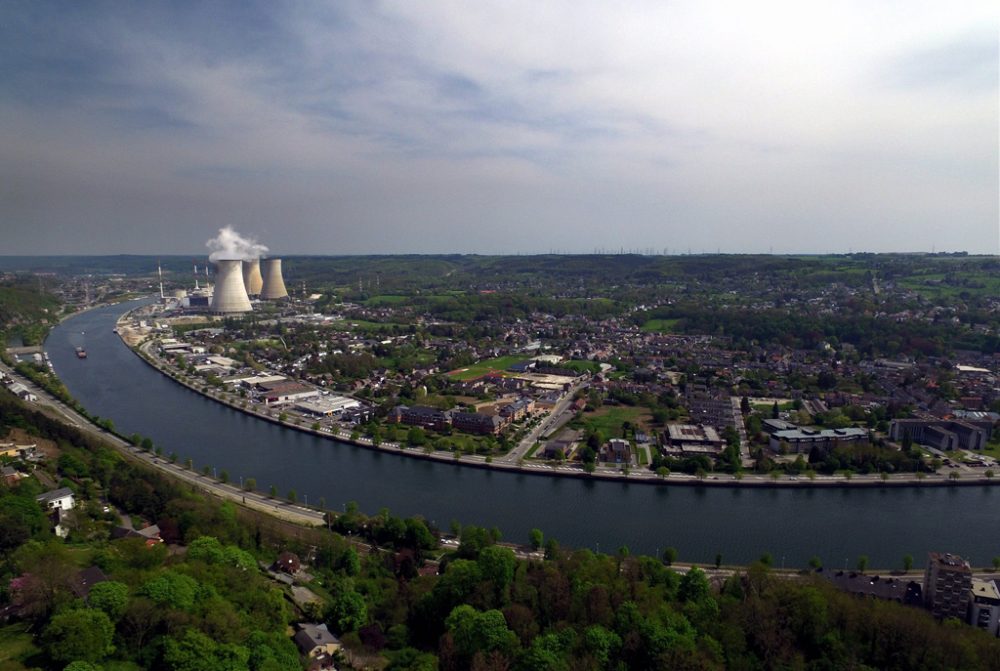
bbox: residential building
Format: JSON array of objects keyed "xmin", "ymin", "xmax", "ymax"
[
  {"xmin": 924, "ymin": 552, "xmax": 972, "ymax": 620},
  {"xmin": 499, "ymin": 397, "xmax": 534, "ymax": 421},
  {"xmin": 36, "ymin": 487, "xmax": 75, "ymax": 511},
  {"xmin": 388, "ymin": 405, "xmax": 452, "ymax": 431},
  {"xmin": 601, "ymin": 438, "xmax": 632, "ymax": 464},
  {"xmin": 822, "ymin": 569, "xmax": 923, "ymax": 606},
  {"xmin": 969, "ymin": 578, "xmax": 1000, "ymax": 636},
  {"xmin": 294, "ymin": 622, "xmax": 341, "ymax": 669},
  {"xmin": 452, "ymin": 412, "xmax": 504, "ymax": 435}
]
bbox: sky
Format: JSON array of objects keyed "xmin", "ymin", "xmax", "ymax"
[{"xmin": 0, "ymin": 1, "xmax": 997, "ymax": 255}]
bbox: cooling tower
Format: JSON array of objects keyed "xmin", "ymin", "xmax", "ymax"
[
  {"xmin": 242, "ymin": 258, "xmax": 263, "ymax": 296},
  {"xmin": 260, "ymin": 258, "xmax": 288, "ymax": 300},
  {"xmin": 211, "ymin": 259, "xmax": 253, "ymax": 314}
]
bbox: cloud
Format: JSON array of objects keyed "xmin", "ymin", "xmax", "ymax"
[
  {"xmin": 885, "ymin": 31, "xmax": 998, "ymax": 92},
  {"xmin": 0, "ymin": 0, "xmax": 996, "ymax": 255},
  {"xmin": 206, "ymin": 226, "xmax": 269, "ymax": 261}
]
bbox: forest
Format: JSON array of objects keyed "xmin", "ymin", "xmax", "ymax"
[{"xmin": 4, "ymin": 392, "xmax": 1000, "ymax": 670}]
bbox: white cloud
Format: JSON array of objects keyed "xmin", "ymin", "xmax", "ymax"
[{"xmin": 0, "ymin": 0, "xmax": 995, "ymax": 254}]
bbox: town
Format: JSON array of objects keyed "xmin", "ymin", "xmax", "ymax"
[{"xmin": 67, "ymin": 252, "xmax": 1000, "ymax": 484}]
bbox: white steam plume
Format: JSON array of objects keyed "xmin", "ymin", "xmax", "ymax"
[{"xmin": 206, "ymin": 226, "xmax": 269, "ymax": 261}]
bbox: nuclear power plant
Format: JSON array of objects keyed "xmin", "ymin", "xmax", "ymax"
[
  {"xmin": 154, "ymin": 229, "xmax": 289, "ymax": 315},
  {"xmin": 242, "ymin": 258, "xmax": 263, "ymax": 297},
  {"xmin": 260, "ymin": 258, "xmax": 289, "ymax": 300},
  {"xmin": 211, "ymin": 259, "xmax": 254, "ymax": 314}
]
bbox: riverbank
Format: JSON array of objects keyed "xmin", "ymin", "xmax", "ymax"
[{"xmin": 119, "ymin": 311, "xmax": 999, "ymax": 490}]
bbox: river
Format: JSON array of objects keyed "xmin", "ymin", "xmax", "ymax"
[{"xmin": 45, "ymin": 300, "xmax": 1000, "ymax": 568}]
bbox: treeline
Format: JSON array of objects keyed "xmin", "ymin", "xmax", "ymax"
[{"xmin": 637, "ymin": 304, "xmax": 992, "ymax": 357}]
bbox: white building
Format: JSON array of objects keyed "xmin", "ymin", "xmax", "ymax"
[
  {"xmin": 970, "ymin": 579, "xmax": 1000, "ymax": 636},
  {"xmin": 37, "ymin": 487, "xmax": 75, "ymax": 511}
]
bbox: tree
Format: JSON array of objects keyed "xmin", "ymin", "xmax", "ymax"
[
  {"xmin": 219, "ymin": 470, "xmax": 229, "ymax": 484},
  {"xmin": 328, "ymin": 580, "xmax": 368, "ymax": 633},
  {"xmin": 478, "ymin": 546, "xmax": 517, "ymax": 603},
  {"xmin": 386, "ymin": 647, "xmax": 438, "ymax": 671},
  {"xmin": 244, "ymin": 477, "xmax": 256, "ymax": 492},
  {"xmin": 445, "ymin": 605, "xmax": 517, "ymax": 659},
  {"xmin": 88, "ymin": 580, "xmax": 129, "ymax": 620},
  {"xmin": 269, "ymin": 484, "xmax": 277, "ymax": 498},
  {"xmin": 992, "ymin": 557, "xmax": 1000, "ymax": 571},
  {"xmin": 662, "ymin": 547, "xmax": 678, "ymax": 566},
  {"xmin": 64, "ymin": 662, "xmax": 102, "ymax": 671},
  {"xmin": 857, "ymin": 555, "xmax": 869, "ymax": 573},
  {"xmin": 407, "ymin": 427, "xmax": 427, "ymax": 447},
  {"xmin": 679, "ymin": 567, "xmax": 710, "ymax": 603},
  {"xmin": 902, "ymin": 554, "xmax": 913, "ymax": 572},
  {"xmin": 341, "ymin": 547, "xmax": 361, "ymax": 577},
  {"xmin": 162, "ymin": 628, "xmax": 250, "ymax": 671},
  {"xmin": 772, "ymin": 401, "xmax": 779, "ymax": 419},
  {"xmin": 808, "ymin": 556, "xmax": 822, "ymax": 570},
  {"xmin": 140, "ymin": 572, "xmax": 198, "ymax": 610},
  {"xmin": 43, "ymin": 609, "xmax": 115, "ymax": 664},
  {"xmin": 715, "ymin": 553, "xmax": 723, "ymax": 569},
  {"xmin": 529, "ymin": 528, "xmax": 544, "ymax": 551},
  {"xmin": 287, "ymin": 489, "xmax": 297, "ymax": 503}
]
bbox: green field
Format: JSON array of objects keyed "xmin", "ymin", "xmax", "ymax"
[
  {"xmin": 329, "ymin": 318, "xmax": 409, "ymax": 332},
  {"xmin": 0, "ymin": 624, "xmax": 39, "ymax": 670},
  {"xmin": 364, "ymin": 294, "xmax": 409, "ymax": 306},
  {"xmin": 447, "ymin": 355, "xmax": 531, "ymax": 381},
  {"xmin": 560, "ymin": 359, "xmax": 601, "ymax": 374},
  {"xmin": 581, "ymin": 406, "xmax": 650, "ymax": 438},
  {"xmin": 641, "ymin": 318, "xmax": 680, "ymax": 333}
]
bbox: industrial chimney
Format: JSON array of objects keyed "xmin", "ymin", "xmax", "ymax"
[
  {"xmin": 260, "ymin": 258, "xmax": 288, "ymax": 300},
  {"xmin": 242, "ymin": 258, "xmax": 263, "ymax": 297},
  {"xmin": 210, "ymin": 259, "xmax": 253, "ymax": 314}
]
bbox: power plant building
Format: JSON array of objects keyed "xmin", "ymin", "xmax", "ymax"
[
  {"xmin": 210, "ymin": 259, "xmax": 253, "ymax": 314},
  {"xmin": 242, "ymin": 259, "xmax": 264, "ymax": 297},
  {"xmin": 260, "ymin": 258, "xmax": 288, "ymax": 300}
]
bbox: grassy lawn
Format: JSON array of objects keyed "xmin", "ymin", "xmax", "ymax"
[
  {"xmin": 0, "ymin": 623, "xmax": 40, "ymax": 670},
  {"xmin": 641, "ymin": 318, "xmax": 680, "ymax": 333},
  {"xmin": 978, "ymin": 443, "xmax": 1000, "ymax": 461},
  {"xmin": 636, "ymin": 444, "xmax": 649, "ymax": 466},
  {"xmin": 447, "ymin": 355, "xmax": 531, "ymax": 381},
  {"xmin": 560, "ymin": 359, "xmax": 601, "ymax": 374},
  {"xmin": 524, "ymin": 442, "xmax": 541, "ymax": 459},
  {"xmin": 364, "ymin": 294, "xmax": 409, "ymax": 306},
  {"xmin": 582, "ymin": 406, "xmax": 651, "ymax": 438},
  {"xmin": 330, "ymin": 319, "xmax": 408, "ymax": 332}
]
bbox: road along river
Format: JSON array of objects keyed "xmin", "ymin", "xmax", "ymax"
[{"xmin": 46, "ymin": 301, "xmax": 1000, "ymax": 568}]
